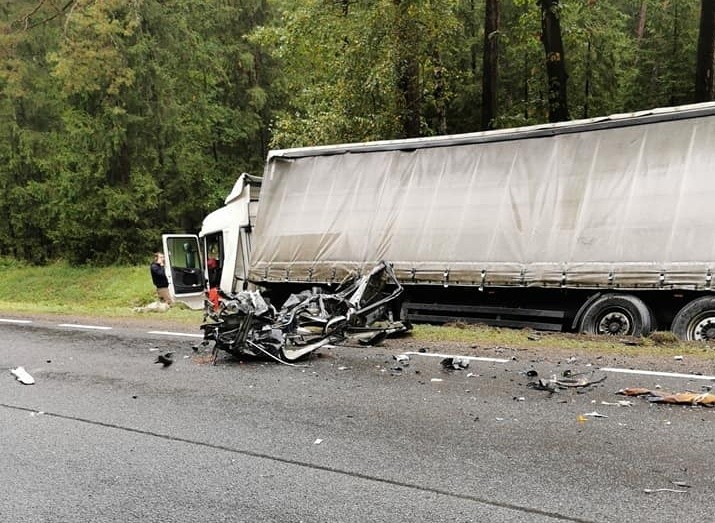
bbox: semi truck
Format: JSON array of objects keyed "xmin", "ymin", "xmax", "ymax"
[{"xmin": 164, "ymin": 101, "xmax": 715, "ymax": 341}]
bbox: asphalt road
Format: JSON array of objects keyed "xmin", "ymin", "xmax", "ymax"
[{"xmin": 1, "ymin": 317, "xmax": 713, "ymax": 522}]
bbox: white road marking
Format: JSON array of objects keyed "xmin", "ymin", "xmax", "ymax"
[
  {"xmin": 0, "ymin": 318, "xmax": 32, "ymax": 324},
  {"xmin": 600, "ymin": 367, "xmax": 715, "ymax": 381},
  {"xmin": 57, "ymin": 324, "xmax": 112, "ymax": 330},
  {"xmin": 401, "ymin": 351, "xmax": 510, "ymax": 363},
  {"xmin": 147, "ymin": 330, "xmax": 203, "ymax": 338}
]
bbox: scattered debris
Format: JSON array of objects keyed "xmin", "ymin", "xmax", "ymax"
[
  {"xmin": 617, "ymin": 387, "xmax": 651, "ymax": 396},
  {"xmin": 10, "ymin": 366, "xmax": 35, "ymax": 385},
  {"xmin": 200, "ymin": 262, "xmax": 411, "ymax": 363},
  {"xmin": 154, "ymin": 352, "xmax": 174, "ymax": 367},
  {"xmin": 581, "ymin": 411, "xmax": 608, "ymax": 418},
  {"xmin": 600, "ymin": 400, "xmax": 634, "ymax": 407},
  {"xmin": 528, "ymin": 372, "xmax": 607, "ymax": 393},
  {"xmin": 133, "ymin": 301, "xmax": 170, "ymax": 313},
  {"xmin": 617, "ymin": 388, "xmax": 715, "ymax": 406},
  {"xmin": 394, "ymin": 354, "xmax": 410, "ymax": 364},
  {"xmin": 643, "ymin": 488, "xmax": 687, "ymax": 494},
  {"xmin": 441, "ymin": 357, "xmax": 470, "ymax": 370},
  {"xmin": 313, "ymin": 438, "xmax": 323, "ymax": 445},
  {"xmin": 430, "ymin": 378, "xmax": 443, "ymax": 382},
  {"xmin": 673, "ymin": 355, "xmax": 684, "ymax": 361}
]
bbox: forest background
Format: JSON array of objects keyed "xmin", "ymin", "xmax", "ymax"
[{"xmin": 1, "ymin": 0, "xmax": 714, "ymax": 267}]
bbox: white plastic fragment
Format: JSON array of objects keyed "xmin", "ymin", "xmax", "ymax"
[
  {"xmin": 313, "ymin": 439, "xmax": 323, "ymax": 445},
  {"xmin": 673, "ymin": 355, "xmax": 684, "ymax": 361},
  {"xmin": 582, "ymin": 411, "xmax": 608, "ymax": 418},
  {"xmin": 430, "ymin": 378, "xmax": 443, "ymax": 382},
  {"xmin": 643, "ymin": 488, "xmax": 687, "ymax": 494},
  {"xmin": 10, "ymin": 366, "xmax": 35, "ymax": 385}
]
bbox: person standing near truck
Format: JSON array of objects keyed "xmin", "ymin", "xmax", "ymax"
[{"xmin": 150, "ymin": 252, "xmax": 174, "ymax": 305}]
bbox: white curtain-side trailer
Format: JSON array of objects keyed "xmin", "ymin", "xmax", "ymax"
[{"xmin": 167, "ymin": 102, "xmax": 715, "ymax": 341}]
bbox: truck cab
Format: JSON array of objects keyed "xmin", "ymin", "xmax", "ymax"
[{"xmin": 163, "ymin": 173, "xmax": 261, "ymax": 308}]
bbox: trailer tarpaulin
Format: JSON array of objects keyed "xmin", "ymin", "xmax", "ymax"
[{"xmin": 248, "ymin": 106, "xmax": 715, "ymax": 290}]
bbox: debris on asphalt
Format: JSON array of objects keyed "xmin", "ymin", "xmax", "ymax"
[
  {"xmin": 430, "ymin": 378, "xmax": 443, "ymax": 382},
  {"xmin": 313, "ymin": 438, "xmax": 323, "ymax": 445},
  {"xmin": 581, "ymin": 411, "xmax": 608, "ymax": 418},
  {"xmin": 617, "ymin": 388, "xmax": 715, "ymax": 406},
  {"xmin": 617, "ymin": 387, "xmax": 651, "ymax": 396},
  {"xmin": 154, "ymin": 352, "xmax": 174, "ymax": 367},
  {"xmin": 599, "ymin": 400, "xmax": 634, "ymax": 407},
  {"xmin": 10, "ymin": 366, "xmax": 35, "ymax": 385},
  {"xmin": 441, "ymin": 357, "xmax": 470, "ymax": 370},
  {"xmin": 394, "ymin": 354, "xmax": 410, "ymax": 364},
  {"xmin": 643, "ymin": 488, "xmax": 688, "ymax": 494},
  {"xmin": 528, "ymin": 372, "xmax": 607, "ymax": 393}
]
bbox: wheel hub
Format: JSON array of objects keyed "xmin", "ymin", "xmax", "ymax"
[
  {"xmin": 692, "ymin": 317, "xmax": 715, "ymax": 340},
  {"xmin": 597, "ymin": 312, "xmax": 631, "ymax": 336}
]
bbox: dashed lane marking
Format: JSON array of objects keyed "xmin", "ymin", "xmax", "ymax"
[
  {"xmin": 401, "ymin": 351, "xmax": 511, "ymax": 363},
  {"xmin": 0, "ymin": 318, "xmax": 32, "ymax": 324},
  {"xmin": 147, "ymin": 330, "xmax": 204, "ymax": 338},
  {"xmin": 599, "ymin": 367, "xmax": 715, "ymax": 381},
  {"xmin": 57, "ymin": 324, "xmax": 112, "ymax": 330}
]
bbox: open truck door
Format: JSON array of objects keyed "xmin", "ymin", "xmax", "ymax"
[{"xmin": 162, "ymin": 234, "xmax": 205, "ymax": 309}]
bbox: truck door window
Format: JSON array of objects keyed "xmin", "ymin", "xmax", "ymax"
[
  {"xmin": 205, "ymin": 232, "xmax": 224, "ymax": 289},
  {"xmin": 165, "ymin": 237, "xmax": 203, "ymax": 293}
]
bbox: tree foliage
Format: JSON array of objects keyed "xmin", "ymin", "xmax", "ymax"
[{"xmin": 0, "ymin": 0, "xmax": 711, "ymax": 265}]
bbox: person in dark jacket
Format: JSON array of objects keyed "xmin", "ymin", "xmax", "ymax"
[{"xmin": 150, "ymin": 252, "xmax": 174, "ymax": 305}]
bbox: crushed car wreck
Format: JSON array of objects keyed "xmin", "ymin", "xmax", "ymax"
[{"xmin": 197, "ymin": 262, "xmax": 411, "ymax": 363}]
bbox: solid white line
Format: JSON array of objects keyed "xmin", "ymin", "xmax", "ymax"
[
  {"xmin": 600, "ymin": 367, "xmax": 715, "ymax": 381},
  {"xmin": 0, "ymin": 318, "xmax": 32, "ymax": 324},
  {"xmin": 402, "ymin": 351, "xmax": 510, "ymax": 363},
  {"xmin": 57, "ymin": 324, "xmax": 112, "ymax": 330},
  {"xmin": 147, "ymin": 330, "xmax": 204, "ymax": 338}
]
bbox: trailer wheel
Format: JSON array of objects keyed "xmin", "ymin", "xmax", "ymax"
[
  {"xmin": 671, "ymin": 297, "xmax": 715, "ymax": 341},
  {"xmin": 579, "ymin": 294, "xmax": 653, "ymax": 337}
]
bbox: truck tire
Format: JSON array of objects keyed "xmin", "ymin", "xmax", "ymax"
[
  {"xmin": 579, "ymin": 294, "xmax": 654, "ymax": 337},
  {"xmin": 671, "ymin": 296, "xmax": 715, "ymax": 341}
]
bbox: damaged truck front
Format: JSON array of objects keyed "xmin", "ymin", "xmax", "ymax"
[{"xmin": 166, "ymin": 101, "xmax": 715, "ymax": 347}]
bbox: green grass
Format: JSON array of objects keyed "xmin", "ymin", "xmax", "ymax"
[
  {"xmin": 0, "ymin": 258, "xmax": 202, "ymax": 324},
  {"xmin": 414, "ymin": 322, "xmax": 714, "ymax": 358},
  {"xmin": 0, "ymin": 257, "xmax": 713, "ymax": 358}
]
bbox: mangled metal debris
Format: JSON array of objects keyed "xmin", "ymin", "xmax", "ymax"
[
  {"xmin": 528, "ymin": 372, "xmax": 607, "ymax": 393},
  {"xmin": 617, "ymin": 387, "xmax": 715, "ymax": 406},
  {"xmin": 441, "ymin": 357, "xmax": 470, "ymax": 371},
  {"xmin": 154, "ymin": 352, "xmax": 174, "ymax": 367},
  {"xmin": 199, "ymin": 262, "xmax": 411, "ymax": 363}
]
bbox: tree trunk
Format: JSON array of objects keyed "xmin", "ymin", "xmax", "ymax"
[
  {"xmin": 696, "ymin": 0, "xmax": 715, "ymax": 102},
  {"xmin": 481, "ymin": 0, "xmax": 499, "ymax": 130},
  {"xmin": 636, "ymin": 1, "xmax": 647, "ymax": 40},
  {"xmin": 393, "ymin": 0, "xmax": 421, "ymax": 138},
  {"xmin": 538, "ymin": 0, "xmax": 570, "ymax": 122},
  {"xmin": 432, "ymin": 49, "xmax": 447, "ymax": 134}
]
